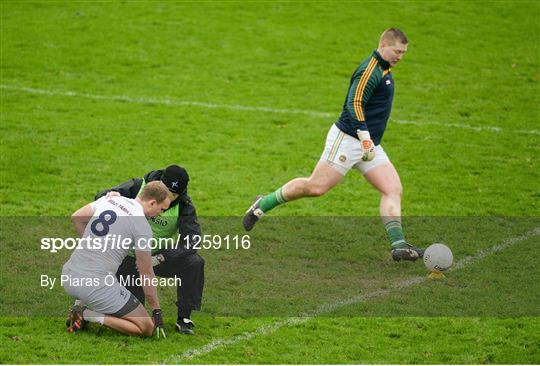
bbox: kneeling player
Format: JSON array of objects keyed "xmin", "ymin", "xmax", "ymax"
[{"xmin": 62, "ymin": 181, "xmax": 170, "ymax": 337}]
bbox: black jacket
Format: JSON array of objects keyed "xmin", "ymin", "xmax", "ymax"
[{"xmin": 95, "ymin": 169, "xmax": 202, "ymax": 260}]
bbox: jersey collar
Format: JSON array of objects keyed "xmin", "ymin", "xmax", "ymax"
[{"xmin": 373, "ymin": 51, "xmax": 391, "ymax": 70}]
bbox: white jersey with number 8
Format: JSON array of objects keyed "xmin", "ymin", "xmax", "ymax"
[{"xmin": 63, "ymin": 196, "xmax": 153, "ymax": 275}]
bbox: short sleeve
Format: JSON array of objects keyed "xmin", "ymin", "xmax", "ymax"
[{"xmin": 90, "ymin": 196, "xmax": 107, "ymax": 211}]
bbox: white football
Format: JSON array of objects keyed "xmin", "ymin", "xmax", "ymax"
[{"xmin": 423, "ymin": 243, "xmax": 453, "ymax": 272}]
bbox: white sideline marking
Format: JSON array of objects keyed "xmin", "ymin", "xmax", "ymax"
[
  {"xmin": 2, "ymin": 84, "xmax": 539, "ymax": 135},
  {"xmin": 164, "ymin": 227, "xmax": 540, "ymax": 363},
  {"xmin": 0, "ymin": 84, "xmax": 333, "ymax": 118}
]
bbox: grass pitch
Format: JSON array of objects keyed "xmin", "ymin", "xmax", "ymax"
[{"xmin": 1, "ymin": 1, "xmax": 539, "ymax": 364}]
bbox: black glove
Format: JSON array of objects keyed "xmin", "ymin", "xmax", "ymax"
[{"xmin": 152, "ymin": 309, "xmax": 166, "ymax": 339}]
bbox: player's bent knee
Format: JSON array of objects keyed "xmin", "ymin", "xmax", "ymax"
[
  {"xmin": 388, "ymin": 186, "xmax": 402, "ymax": 198},
  {"xmin": 195, "ymin": 254, "xmax": 205, "ymax": 269},
  {"xmin": 142, "ymin": 326, "xmax": 153, "ymax": 337},
  {"xmin": 197, "ymin": 253, "xmax": 205, "ymax": 263},
  {"xmin": 381, "ymin": 182, "xmax": 402, "ymax": 198},
  {"xmin": 307, "ymin": 184, "xmax": 330, "ymax": 197},
  {"xmin": 124, "ymin": 305, "xmax": 153, "ymax": 336},
  {"xmin": 186, "ymin": 253, "xmax": 205, "ymax": 268},
  {"xmin": 139, "ymin": 318, "xmax": 154, "ymax": 337}
]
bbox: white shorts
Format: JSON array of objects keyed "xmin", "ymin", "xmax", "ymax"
[
  {"xmin": 320, "ymin": 124, "xmax": 391, "ymax": 175},
  {"xmin": 62, "ymin": 265, "xmax": 140, "ymax": 317}
]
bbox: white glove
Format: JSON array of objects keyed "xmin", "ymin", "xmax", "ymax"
[
  {"xmin": 357, "ymin": 130, "xmax": 375, "ymax": 161},
  {"xmin": 151, "ymin": 254, "xmax": 165, "ymax": 267}
]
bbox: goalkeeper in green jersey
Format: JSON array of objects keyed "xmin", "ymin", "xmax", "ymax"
[{"xmin": 243, "ymin": 28, "xmax": 424, "ymax": 262}]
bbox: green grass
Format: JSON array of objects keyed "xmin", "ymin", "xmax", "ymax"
[
  {"xmin": 1, "ymin": 0, "xmax": 539, "ymax": 364},
  {"xmin": 2, "ymin": 317, "xmax": 538, "ymax": 364}
]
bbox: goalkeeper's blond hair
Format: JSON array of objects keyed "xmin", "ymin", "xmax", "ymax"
[{"xmin": 379, "ymin": 28, "xmax": 408, "ymax": 46}]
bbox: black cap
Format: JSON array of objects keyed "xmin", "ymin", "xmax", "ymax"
[{"xmin": 161, "ymin": 165, "xmax": 189, "ymax": 194}]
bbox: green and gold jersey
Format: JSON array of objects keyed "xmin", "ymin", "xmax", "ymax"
[{"xmin": 335, "ymin": 50, "xmax": 394, "ymax": 145}]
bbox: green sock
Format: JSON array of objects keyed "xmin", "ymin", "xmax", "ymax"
[
  {"xmin": 259, "ymin": 187, "xmax": 287, "ymax": 213},
  {"xmin": 385, "ymin": 220, "xmax": 407, "ymax": 248}
]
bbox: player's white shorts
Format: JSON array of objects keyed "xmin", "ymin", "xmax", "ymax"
[
  {"xmin": 62, "ymin": 265, "xmax": 140, "ymax": 317},
  {"xmin": 320, "ymin": 124, "xmax": 391, "ymax": 175}
]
